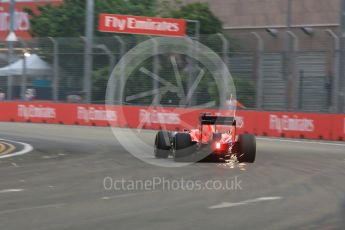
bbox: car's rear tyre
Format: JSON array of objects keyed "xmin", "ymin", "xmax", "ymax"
[
  {"xmin": 154, "ymin": 131, "xmax": 170, "ymax": 159},
  {"xmin": 173, "ymin": 133, "xmax": 194, "ymax": 162},
  {"xmin": 237, "ymin": 134, "xmax": 256, "ymax": 163}
]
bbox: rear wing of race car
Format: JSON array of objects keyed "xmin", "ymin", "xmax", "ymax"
[
  {"xmin": 199, "ymin": 113, "xmax": 237, "ymax": 143},
  {"xmin": 199, "ymin": 114, "xmax": 236, "ymax": 126}
]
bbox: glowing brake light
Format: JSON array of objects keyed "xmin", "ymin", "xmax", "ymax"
[{"xmin": 215, "ymin": 142, "xmax": 221, "ymax": 149}]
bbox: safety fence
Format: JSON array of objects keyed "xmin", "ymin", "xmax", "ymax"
[
  {"xmin": 0, "ymin": 101, "xmax": 344, "ymax": 141},
  {"xmin": 0, "ymin": 30, "xmax": 344, "ymax": 113}
]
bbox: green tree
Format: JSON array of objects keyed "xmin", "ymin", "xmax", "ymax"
[
  {"xmin": 170, "ymin": 3, "xmax": 223, "ymax": 35},
  {"xmin": 27, "ymin": 1, "xmax": 222, "ymax": 37},
  {"xmin": 25, "ymin": 0, "xmax": 85, "ymax": 37},
  {"xmin": 26, "ymin": 0, "xmax": 157, "ymax": 37},
  {"xmin": 26, "ymin": 1, "xmax": 226, "ymax": 104}
]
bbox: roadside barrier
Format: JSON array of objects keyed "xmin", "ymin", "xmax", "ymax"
[{"xmin": 0, "ymin": 102, "xmax": 344, "ymax": 141}]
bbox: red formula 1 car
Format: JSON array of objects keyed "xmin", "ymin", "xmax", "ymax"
[{"xmin": 154, "ymin": 113, "xmax": 256, "ymax": 162}]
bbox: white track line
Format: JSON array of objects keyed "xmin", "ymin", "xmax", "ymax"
[
  {"xmin": 209, "ymin": 196, "xmax": 283, "ymax": 209},
  {"xmin": 0, "ymin": 138, "xmax": 33, "ymax": 159},
  {"xmin": 0, "ymin": 203, "xmax": 65, "ymax": 215},
  {"xmin": 0, "ymin": 189, "xmax": 24, "ymax": 194},
  {"xmin": 257, "ymin": 137, "xmax": 345, "ymax": 147}
]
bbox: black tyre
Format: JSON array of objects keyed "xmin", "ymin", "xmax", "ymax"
[
  {"xmin": 237, "ymin": 134, "xmax": 256, "ymax": 163},
  {"xmin": 173, "ymin": 133, "xmax": 194, "ymax": 162},
  {"xmin": 154, "ymin": 131, "xmax": 170, "ymax": 159}
]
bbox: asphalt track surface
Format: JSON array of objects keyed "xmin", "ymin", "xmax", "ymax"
[{"xmin": 0, "ymin": 122, "xmax": 344, "ymax": 230}]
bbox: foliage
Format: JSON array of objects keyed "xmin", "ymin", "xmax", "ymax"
[
  {"xmin": 170, "ymin": 3, "xmax": 223, "ymax": 35},
  {"xmin": 26, "ymin": 0, "xmax": 227, "ymax": 104},
  {"xmin": 26, "ymin": 0, "xmax": 223, "ymax": 37},
  {"xmin": 25, "ymin": 0, "xmax": 157, "ymax": 37}
]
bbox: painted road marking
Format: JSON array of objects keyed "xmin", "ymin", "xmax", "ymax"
[
  {"xmin": 0, "ymin": 189, "xmax": 24, "ymax": 194},
  {"xmin": 0, "ymin": 143, "xmax": 5, "ymax": 153},
  {"xmin": 0, "ymin": 203, "xmax": 65, "ymax": 215},
  {"xmin": 0, "ymin": 142, "xmax": 16, "ymax": 156},
  {"xmin": 0, "ymin": 139, "xmax": 33, "ymax": 159},
  {"xmin": 209, "ymin": 196, "xmax": 283, "ymax": 209},
  {"xmin": 101, "ymin": 190, "xmax": 161, "ymax": 200},
  {"xmin": 258, "ymin": 137, "xmax": 345, "ymax": 147}
]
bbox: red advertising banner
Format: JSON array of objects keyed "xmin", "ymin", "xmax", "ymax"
[
  {"xmin": 98, "ymin": 14, "xmax": 186, "ymax": 37},
  {"xmin": 331, "ymin": 114, "xmax": 345, "ymax": 141},
  {"xmin": 256, "ymin": 112, "xmax": 332, "ymax": 140},
  {"xmin": 0, "ymin": 101, "xmax": 344, "ymax": 142},
  {"xmin": 0, "ymin": 0, "xmax": 63, "ymax": 41}
]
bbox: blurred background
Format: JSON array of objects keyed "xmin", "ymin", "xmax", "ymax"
[{"xmin": 0, "ymin": 0, "xmax": 344, "ymax": 113}]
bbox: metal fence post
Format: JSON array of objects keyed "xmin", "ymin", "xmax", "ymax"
[
  {"xmin": 185, "ymin": 36, "xmax": 196, "ymax": 106},
  {"xmin": 6, "ymin": 42, "xmax": 14, "ymax": 100},
  {"xmin": 186, "ymin": 23, "xmax": 200, "ymax": 106},
  {"xmin": 21, "ymin": 53, "xmax": 28, "ymax": 100},
  {"xmin": 339, "ymin": 0, "xmax": 345, "ymax": 113},
  {"xmin": 83, "ymin": 0, "xmax": 94, "ymax": 104},
  {"xmin": 19, "ymin": 39, "xmax": 29, "ymax": 100},
  {"xmin": 252, "ymin": 32, "xmax": 264, "ymax": 110},
  {"xmin": 216, "ymin": 33, "xmax": 229, "ymax": 76},
  {"xmin": 340, "ymin": 34, "xmax": 345, "ymax": 113},
  {"xmin": 114, "ymin": 36, "xmax": 125, "ymax": 103},
  {"xmin": 325, "ymin": 30, "xmax": 340, "ymax": 113},
  {"xmin": 48, "ymin": 37, "xmax": 59, "ymax": 102},
  {"xmin": 217, "ymin": 33, "xmax": 230, "ymax": 109},
  {"xmin": 6, "ymin": 0, "xmax": 16, "ymax": 100},
  {"xmin": 150, "ymin": 37, "xmax": 160, "ymax": 106},
  {"xmin": 286, "ymin": 31, "xmax": 299, "ymax": 110}
]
